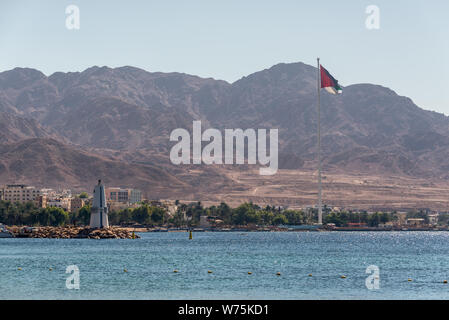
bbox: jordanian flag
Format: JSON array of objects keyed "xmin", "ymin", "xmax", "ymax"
[{"xmin": 320, "ymin": 65, "xmax": 342, "ymax": 94}]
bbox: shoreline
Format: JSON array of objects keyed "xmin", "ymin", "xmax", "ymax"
[
  {"xmin": 8, "ymin": 226, "xmax": 139, "ymax": 239},
  {"xmin": 4, "ymin": 225, "xmax": 448, "ymax": 239}
]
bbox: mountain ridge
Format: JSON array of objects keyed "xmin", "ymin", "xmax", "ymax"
[{"xmin": 1, "ymin": 62, "xmax": 449, "ymax": 206}]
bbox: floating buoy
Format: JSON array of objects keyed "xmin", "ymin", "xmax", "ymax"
[
  {"xmin": 248, "ymin": 272, "xmax": 252, "ymax": 275},
  {"xmin": 444, "ymin": 280, "xmax": 447, "ymax": 284},
  {"xmin": 49, "ymin": 267, "xmax": 53, "ymax": 271},
  {"xmin": 308, "ymin": 274, "xmax": 312, "ymax": 277},
  {"xmin": 124, "ymin": 269, "xmax": 128, "ymax": 273},
  {"xmin": 131, "ymin": 231, "xmax": 136, "ymax": 239},
  {"xmin": 408, "ymin": 279, "xmax": 412, "ymax": 282},
  {"xmin": 208, "ymin": 270, "xmax": 213, "ymax": 274},
  {"xmin": 276, "ymin": 272, "xmax": 281, "ymax": 276},
  {"xmin": 340, "ymin": 275, "xmax": 346, "ymax": 279},
  {"xmin": 174, "ymin": 269, "xmax": 179, "ymax": 273},
  {"xmin": 189, "ymin": 230, "xmax": 193, "ymax": 240},
  {"xmin": 17, "ymin": 267, "xmax": 22, "ymax": 271}
]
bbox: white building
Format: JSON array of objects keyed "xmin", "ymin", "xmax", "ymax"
[{"xmin": 428, "ymin": 214, "xmax": 439, "ymax": 225}]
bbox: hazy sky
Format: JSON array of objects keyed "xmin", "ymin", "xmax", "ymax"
[{"xmin": 0, "ymin": 0, "xmax": 448, "ymax": 114}]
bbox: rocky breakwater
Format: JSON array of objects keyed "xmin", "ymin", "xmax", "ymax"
[{"xmin": 11, "ymin": 226, "xmax": 140, "ymax": 239}]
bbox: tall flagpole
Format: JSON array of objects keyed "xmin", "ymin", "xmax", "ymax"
[{"xmin": 317, "ymin": 57, "xmax": 323, "ymax": 225}]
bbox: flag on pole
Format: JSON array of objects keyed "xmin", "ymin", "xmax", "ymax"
[{"xmin": 320, "ymin": 65, "xmax": 342, "ymax": 94}]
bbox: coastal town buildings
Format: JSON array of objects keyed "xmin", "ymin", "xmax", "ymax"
[
  {"xmin": 0, "ymin": 185, "xmax": 76, "ymax": 212},
  {"xmin": 0, "ymin": 182, "xmax": 446, "ymax": 230},
  {"xmin": 0, "ymin": 183, "xmax": 145, "ymax": 217}
]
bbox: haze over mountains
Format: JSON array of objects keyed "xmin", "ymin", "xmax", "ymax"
[{"xmin": 1, "ymin": 62, "xmax": 449, "ymax": 205}]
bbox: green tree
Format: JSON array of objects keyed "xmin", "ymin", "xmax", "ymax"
[
  {"xmin": 284, "ymin": 210, "xmax": 305, "ymax": 225},
  {"xmin": 260, "ymin": 210, "xmax": 274, "ymax": 225},
  {"xmin": 231, "ymin": 203, "xmax": 254, "ymax": 225},
  {"xmin": 151, "ymin": 207, "xmax": 166, "ymax": 224},
  {"xmin": 132, "ymin": 205, "xmax": 151, "ymax": 224},
  {"xmin": 119, "ymin": 208, "xmax": 133, "ymax": 225},
  {"xmin": 78, "ymin": 192, "xmax": 89, "ymax": 199},
  {"xmin": 272, "ymin": 214, "xmax": 288, "ymax": 225},
  {"xmin": 46, "ymin": 207, "xmax": 69, "ymax": 226},
  {"xmin": 77, "ymin": 205, "xmax": 91, "ymax": 226}
]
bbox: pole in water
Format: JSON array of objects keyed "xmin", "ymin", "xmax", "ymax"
[{"xmin": 189, "ymin": 229, "xmax": 193, "ymax": 240}]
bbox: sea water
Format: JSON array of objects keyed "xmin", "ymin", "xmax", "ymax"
[{"xmin": 1, "ymin": 231, "xmax": 449, "ymax": 299}]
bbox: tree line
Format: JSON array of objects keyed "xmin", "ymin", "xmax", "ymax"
[
  {"xmin": 0, "ymin": 200, "xmax": 440, "ymax": 227},
  {"xmin": 169, "ymin": 202, "xmax": 310, "ymax": 227},
  {"xmin": 323, "ymin": 211, "xmax": 394, "ymax": 227},
  {"xmin": 0, "ymin": 201, "xmax": 70, "ymax": 226}
]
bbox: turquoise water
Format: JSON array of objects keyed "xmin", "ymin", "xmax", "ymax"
[{"xmin": 2, "ymin": 231, "xmax": 449, "ymax": 299}]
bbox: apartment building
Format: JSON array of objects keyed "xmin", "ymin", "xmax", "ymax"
[
  {"xmin": 70, "ymin": 197, "xmax": 86, "ymax": 213},
  {"xmin": 0, "ymin": 184, "xmax": 42, "ymax": 203},
  {"xmin": 105, "ymin": 187, "xmax": 142, "ymax": 204}
]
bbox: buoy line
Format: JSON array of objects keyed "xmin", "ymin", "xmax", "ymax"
[{"xmin": 14, "ymin": 267, "xmax": 449, "ymax": 286}]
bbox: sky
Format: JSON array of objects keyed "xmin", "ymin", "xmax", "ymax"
[{"xmin": 0, "ymin": 0, "xmax": 448, "ymax": 114}]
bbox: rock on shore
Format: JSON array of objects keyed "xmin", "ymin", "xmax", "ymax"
[{"xmin": 11, "ymin": 226, "xmax": 140, "ymax": 239}]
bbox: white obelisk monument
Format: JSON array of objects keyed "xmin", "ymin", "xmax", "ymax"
[{"xmin": 89, "ymin": 179, "xmax": 109, "ymax": 229}]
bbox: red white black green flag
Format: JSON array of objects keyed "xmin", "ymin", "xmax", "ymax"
[{"xmin": 320, "ymin": 65, "xmax": 342, "ymax": 94}]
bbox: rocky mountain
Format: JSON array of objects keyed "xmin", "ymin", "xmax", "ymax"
[
  {"xmin": 0, "ymin": 138, "xmax": 191, "ymax": 197},
  {"xmin": 1, "ymin": 62, "xmax": 449, "ymax": 195},
  {"xmin": 211, "ymin": 63, "xmax": 449, "ymax": 177},
  {"xmin": 0, "ymin": 112, "xmax": 57, "ymax": 143}
]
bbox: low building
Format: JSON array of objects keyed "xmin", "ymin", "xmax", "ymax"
[
  {"xmin": 406, "ymin": 218, "xmax": 425, "ymax": 226},
  {"xmin": 428, "ymin": 214, "xmax": 439, "ymax": 225}
]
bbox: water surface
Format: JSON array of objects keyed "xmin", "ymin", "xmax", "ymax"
[{"xmin": 1, "ymin": 231, "xmax": 449, "ymax": 299}]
